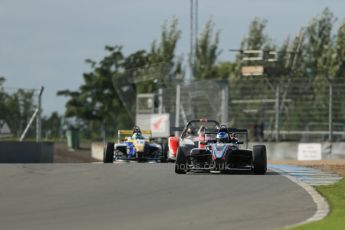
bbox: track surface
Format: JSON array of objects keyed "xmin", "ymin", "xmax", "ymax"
[{"xmin": 0, "ymin": 163, "xmax": 315, "ymax": 230}]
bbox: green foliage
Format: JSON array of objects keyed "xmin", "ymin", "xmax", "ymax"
[
  {"xmin": 149, "ymin": 17, "xmax": 181, "ymax": 64},
  {"xmin": 58, "ymin": 18, "xmax": 182, "ymax": 139},
  {"xmin": 58, "ymin": 8, "xmax": 345, "ymax": 139},
  {"xmin": 229, "ymin": 18, "xmax": 275, "ymax": 128},
  {"xmin": 58, "ymin": 45, "xmax": 131, "ymax": 138},
  {"xmin": 288, "ymin": 8, "xmax": 337, "ymax": 126},
  {"xmin": 42, "ymin": 112, "xmax": 62, "ymax": 139},
  {"xmin": 0, "ymin": 77, "xmax": 64, "ymax": 139},
  {"xmin": 241, "ymin": 18, "xmax": 271, "ymax": 50},
  {"xmin": 302, "ymin": 8, "xmax": 335, "ymax": 78},
  {"xmin": 333, "ymin": 20, "xmax": 345, "ymax": 79},
  {"xmin": 0, "ymin": 79, "xmax": 36, "ymax": 137},
  {"xmin": 193, "ymin": 19, "xmax": 221, "ymax": 80}
]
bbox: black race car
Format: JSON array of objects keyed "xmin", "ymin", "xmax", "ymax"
[{"xmin": 174, "ymin": 119, "xmax": 267, "ymax": 174}]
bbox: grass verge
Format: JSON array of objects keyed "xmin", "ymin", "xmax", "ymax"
[{"xmin": 289, "ymin": 178, "xmax": 345, "ymax": 230}]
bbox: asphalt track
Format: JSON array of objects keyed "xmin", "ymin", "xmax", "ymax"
[{"xmin": 0, "ymin": 163, "xmax": 316, "ymax": 230}]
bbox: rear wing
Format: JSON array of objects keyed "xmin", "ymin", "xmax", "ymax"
[
  {"xmin": 227, "ymin": 128, "xmax": 248, "ymax": 134},
  {"xmin": 204, "ymin": 128, "xmax": 248, "ymax": 135},
  {"xmin": 205, "ymin": 128, "xmax": 249, "ymax": 148},
  {"xmin": 117, "ymin": 130, "xmax": 152, "ymax": 138}
]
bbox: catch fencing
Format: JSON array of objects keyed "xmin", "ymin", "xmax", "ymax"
[
  {"xmin": 113, "ymin": 63, "xmax": 345, "ymax": 141},
  {"xmin": 229, "ymin": 76, "xmax": 345, "ymax": 141},
  {"xmin": 0, "ymin": 86, "xmax": 43, "ymax": 140}
]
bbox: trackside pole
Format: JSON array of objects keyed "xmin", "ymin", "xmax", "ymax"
[
  {"xmin": 19, "ymin": 108, "xmax": 39, "ymax": 142},
  {"xmin": 275, "ymin": 83, "xmax": 280, "ymax": 142},
  {"xmin": 328, "ymin": 81, "xmax": 333, "ymax": 142},
  {"xmin": 175, "ymin": 83, "xmax": 181, "ymax": 136},
  {"xmin": 19, "ymin": 86, "xmax": 44, "ymax": 142},
  {"xmin": 36, "ymin": 86, "xmax": 44, "ymax": 142},
  {"xmin": 221, "ymin": 83, "xmax": 228, "ymax": 124}
]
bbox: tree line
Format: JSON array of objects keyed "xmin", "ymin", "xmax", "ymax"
[
  {"xmin": 1, "ymin": 8, "xmax": 345, "ymax": 140},
  {"xmin": 0, "ymin": 77, "xmax": 62, "ymax": 139},
  {"xmin": 59, "ymin": 8, "xmax": 345, "ymax": 139}
]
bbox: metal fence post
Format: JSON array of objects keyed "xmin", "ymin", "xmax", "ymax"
[
  {"xmin": 175, "ymin": 83, "xmax": 181, "ymax": 133},
  {"xmin": 220, "ymin": 82, "xmax": 228, "ymax": 124},
  {"xmin": 36, "ymin": 86, "xmax": 44, "ymax": 142},
  {"xmin": 329, "ymin": 81, "xmax": 333, "ymax": 142},
  {"xmin": 275, "ymin": 83, "xmax": 280, "ymax": 142}
]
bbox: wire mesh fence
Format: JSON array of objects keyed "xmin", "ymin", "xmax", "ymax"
[
  {"xmin": 162, "ymin": 80, "xmax": 228, "ymax": 127},
  {"xmin": 109, "ymin": 61, "xmax": 345, "ymax": 141},
  {"xmin": 0, "ymin": 86, "xmax": 41, "ymax": 138},
  {"xmin": 228, "ymin": 76, "xmax": 345, "ymax": 141}
]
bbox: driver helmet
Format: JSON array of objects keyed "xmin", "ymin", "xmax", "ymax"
[
  {"xmin": 132, "ymin": 126, "xmax": 141, "ymax": 134},
  {"xmin": 186, "ymin": 126, "xmax": 196, "ymax": 135},
  {"xmin": 229, "ymin": 133, "xmax": 238, "ymax": 143},
  {"xmin": 132, "ymin": 133, "xmax": 144, "ymax": 140},
  {"xmin": 216, "ymin": 131, "xmax": 229, "ymax": 143}
]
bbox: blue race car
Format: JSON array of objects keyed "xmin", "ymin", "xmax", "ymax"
[{"xmin": 103, "ymin": 126, "xmax": 166, "ymax": 163}]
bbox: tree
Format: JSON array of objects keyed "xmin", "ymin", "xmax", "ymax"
[
  {"xmin": 149, "ymin": 17, "xmax": 181, "ymax": 65},
  {"xmin": 297, "ymin": 8, "xmax": 336, "ymax": 125},
  {"xmin": 58, "ymin": 18, "xmax": 183, "ymax": 139},
  {"xmin": 193, "ymin": 19, "xmax": 221, "ymax": 80},
  {"xmin": 147, "ymin": 17, "xmax": 183, "ymax": 85},
  {"xmin": 42, "ymin": 112, "xmax": 62, "ymax": 139},
  {"xmin": 229, "ymin": 18, "xmax": 276, "ymax": 128},
  {"xmin": 332, "ymin": 19, "xmax": 345, "ymax": 124},
  {"xmin": 0, "ymin": 78, "xmax": 36, "ymax": 137},
  {"xmin": 240, "ymin": 18, "xmax": 270, "ymax": 50},
  {"xmin": 58, "ymin": 45, "xmax": 129, "ymax": 139},
  {"xmin": 333, "ymin": 20, "xmax": 345, "ymax": 79}
]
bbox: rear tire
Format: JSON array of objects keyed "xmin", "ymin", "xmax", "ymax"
[
  {"xmin": 253, "ymin": 145, "xmax": 267, "ymax": 174},
  {"xmin": 160, "ymin": 142, "xmax": 168, "ymax": 163},
  {"xmin": 175, "ymin": 147, "xmax": 187, "ymax": 174},
  {"xmin": 103, "ymin": 142, "xmax": 114, "ymax": 163}
]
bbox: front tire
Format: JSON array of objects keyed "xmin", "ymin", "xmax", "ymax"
[
  {"xmin": 137, "ymin": 151, "xmax": 145, "ymax": 162},
  {"xmin": 103, "ymin": 142, "xmax": 114, "ymax": 163},
  {"xmin": 253, "ymin": 145, "xmax": 267, "ymax": 174},
  {"xmin": 175, "ymin": 147, "xmax": 187, "ymax": 174}
]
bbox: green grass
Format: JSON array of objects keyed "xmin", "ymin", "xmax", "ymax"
[{"xmin": 289, "ymin": 178, "xmax": 345, "ymax": 230}]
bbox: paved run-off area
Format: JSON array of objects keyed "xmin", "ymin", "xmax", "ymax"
[{"xmin": 0, "ymin": 163, "xmax": 316, "ymax": 230}]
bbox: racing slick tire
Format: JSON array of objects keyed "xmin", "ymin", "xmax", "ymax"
[
  {"xmin": 253, "ymin": 145, "xmax": 267, "ymax": 174},
  {"xmin": 160, "ymin": 142, "xmax": 168, "ymax": 163},
  {"xmin": 137, "ymin": 151, "xmax": 145, "ymax": 162},
  {"xmin": 175, "ymin": 147, "xmax": 187, "ymax": 174},
  {"xmin": 103, "ymin": 142, "xmax": 114, "ymax": 163},
  {"xmin": 137, "ymin": 144, "xmax": 149, "ymax": 163}
]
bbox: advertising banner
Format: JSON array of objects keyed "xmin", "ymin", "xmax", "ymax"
[{"xmin": 298, "ymin": 143, "xmax": 322, "ymax": 160}]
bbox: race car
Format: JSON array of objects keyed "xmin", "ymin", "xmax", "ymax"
[
  {"xmin": 174, "ymin": 120, "xmax": 267, "ymax": 174},
  {"xmin": 103, "ymin": 126, "xmax": 167, "ymax": 163},
  {"xmin": 168, "ymin": 119, "xmax": 218, "ymax": 161}
]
